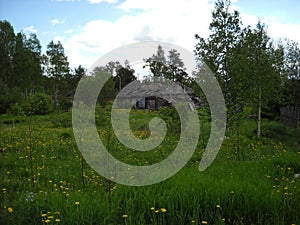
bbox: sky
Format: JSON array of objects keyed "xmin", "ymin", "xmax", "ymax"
[{"xmin": 1, "ymin": 0, "xmax": 300, "ymax": 70}]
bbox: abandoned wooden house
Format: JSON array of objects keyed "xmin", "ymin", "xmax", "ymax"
[{"xmin": 116, "ymin": 81, "xmax": 200, "ymax": 110}]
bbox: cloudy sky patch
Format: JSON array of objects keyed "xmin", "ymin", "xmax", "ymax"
[{"xmin": 0, "ymin": 0, "xmax": 299, "ymax": 68}]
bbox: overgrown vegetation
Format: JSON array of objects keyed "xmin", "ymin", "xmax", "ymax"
[
  {"xmin": 0, "ymin": 110, "xmax": 299, "ymax": 225},
  {"xmin": 1, "ymin": 0, "xmax": 300, "ymax": 224}
]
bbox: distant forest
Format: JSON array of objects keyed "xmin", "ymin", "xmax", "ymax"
[{"xmin": 0, "ymin": 0, "xmax": 299, "ymax": 131}]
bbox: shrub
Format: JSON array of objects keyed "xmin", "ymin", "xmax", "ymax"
[
  {"xmin": 0, "ymin": 87, "xmax": 23, "ymax": 114},
  {"xmin": 50, "ymin": 112, "xmax": 72, "ymax": 128},
  {"xmin": 10, "ymin": 102, "xmax": 25, "ymax": 116},
  {"xmin": 23, "ymin": 93, "xmax": 54, "ymax": 115},
  {"xmin": 262, "ymin": 122, "xmax": 287, "ymax": 141},
  {"xmin": 159, "ymin": 106, "xmax": 181, "ymax": 133}
]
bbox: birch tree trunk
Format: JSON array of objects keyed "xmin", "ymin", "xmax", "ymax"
[{"xmin": 257, "ymin": 82, "xmax": 262, "ymax": 137}]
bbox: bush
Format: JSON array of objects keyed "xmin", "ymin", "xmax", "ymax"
[
  {"xmin": 0, "ymin": 87, "xmax": 23, "ymax": 114},
  {"xmin": 10, "ymin": 102, "xmax": 25, "ymax": 116},
  {"xmin": 50, "ymin": 112, "xmax": 72, "ymax": 128},
  {"xmin": 159, "ymin": 106, "xmax": 181, "ymax": 133},
  {"xmin": 23, "ymin": 93, "xmax": 54, "ymax": 115},
  {"xmin": 58, "ymin": 97, "xmax": 72, "ymax": 112},
  {"xmin": 262, "ymin": 122, "xmax": 287, "ymax": 141}
]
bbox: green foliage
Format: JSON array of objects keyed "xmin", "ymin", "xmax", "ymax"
[
  {"xmin": 261, "ymin": 121, "xmax": 300, "ymax": 149},
  {"xmin": 262, "ymin": 122, "xmax": 287, "ymax": 140},
  {"xmin": 57, "ymin": 97, "xmax": 73, "ymax": 112},
  {"xmin": 49, "ymin": 112, "xmax": 72, "ymax": 128},
  {"xmin": 94, "ymin": 69, "xmax": 117, "ymax": 108},
  {"xmin": 94, "ymin": 106, "xmax": 110, "ymax": 128},
  {"xmin": 144, "ymin": 46, "xmax": 189, "ymax": 84},
  {"xmin": 114, "ymin": 61, "xmax": 136, "ymax": 90},
  {"xmin": 45, "ymin": 40, "xmax": 70, "ymax": 109},
  {"xmin": 0, "ymin": 87, "xmax": 23, "ymax": 114},
  {"xmin": 23, "ymin": 93, "xmax": 54, "ymax": 115},
  {"xmin": 159, "ymin": 106, "xmax": 181, "ymax": 133},
  {"xmin": 9, "ymin": 102, "xmax": 25, "ymax": 116},
  {"xmin": 0, "ymin": 20, "xmax": 44, "ymax": 114}
]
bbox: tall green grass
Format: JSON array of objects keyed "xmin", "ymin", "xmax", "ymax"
[{"xmin": 0, "ymin": 112, "xmax": 299, "ymax": 225}]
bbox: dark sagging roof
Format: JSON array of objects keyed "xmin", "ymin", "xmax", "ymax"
[{"xmin": 117, "ymin": 80, "xmax": 194, "ymax": 100}]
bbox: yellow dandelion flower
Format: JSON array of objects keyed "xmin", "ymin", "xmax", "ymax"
[
  {"xmin": 55, "ymin": 218, "xmax": 61, "ymax": 222},
  {"xmin": 41, "ymin": 213, "xmax": 47, "ymax": 217},
  {"xmin": 201, "ymin": 221, "xmax": 208, "ymax": 224},
  {"xmin": 216, "ymin": 205, "xmax": 221, "ymax": 208},
  {"xmin": 7, "ymin": 207, "xmax": 13, "ymax": 213},
  {"xmin": 155, "ymin": 210, "xmax": 160, "ymax": 213},
  {"xmin": 75, "ymin": 201, "xmax": 80, "ymax": 205},
  {"xmin": 150, "ymin": 207, "xmax": 155, "ymax": 210},
  {"xmin": 161, "ymin": 208, "xmax": 167, "ymax": 213},
  {"xmin": 122, "ymin": 214, "xmax": 128, "ymax": 218},
  {"xmin": 48, "ymin": 216, "xmax": 54, "ymax": 219},
  {"xmin": 45, "ymin": 219, "xmax": 51, "ymax": 223}
]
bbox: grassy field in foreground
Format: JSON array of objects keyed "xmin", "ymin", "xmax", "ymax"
[{"xmin": 0, "ymin": 110, "xmax": 299, "ymax": 225}]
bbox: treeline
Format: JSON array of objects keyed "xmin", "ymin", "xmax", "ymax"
[
  {"xmin": 0, "ymin": 20, "xmax": 83, "ymax": 114},
  {"xmin": 0, "ymin": 20, "xmax": 138, "ymax": 114},
  {"xmin": 194, "ymin": 0, "xmax": 300, "ymax": 136}
]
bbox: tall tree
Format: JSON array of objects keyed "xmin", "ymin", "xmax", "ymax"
[
  {"xmin": 60, "ymin": 65, "xmax": 87, "ymax": 110},
  {"xmin": 144, "ymin": 45, "xmax": 168, "ymax": 79},
  {"xmin": 0, "ymin": 21, "xmax": 17, "ymax": 113},
  {"xmin": 12, "ymin": 32, "xmax": 42, "ymax": 98},
  {"xmin": 0, "ymin": 20, "xmax": 15, "ymax": 90},
  {"xmin": 13, "ymin": 32, "xmax": 30, "ymax": 93},
  {"xmin": 92, "ymin": 67, "xmax": 116, "ymax": 108},
  {"xmin": 25, "ymin": 33, "xmax": 43, "ymax": 94},
  {"xmin": 144, "ymin": 45, "xmax": 189, "ymax": 85},
  {"xmin": 114, "ymin": 60, "xmax": 136, "ymax": 91},
  {"xmin": 283, "ymin": 40, "xmax": 300, "ymax": 106},
  {"xmin": 104, "ymin": 61, "xmax": 121, "ymax": 76},
  {"xmin": 166, "ymin": 49, "xmax": 188, "ymax": 84},
  {"xmin": 195, "ymin": 0, "xmax": 242, "ymax": 131},
  {"xmin": 250, "ymin": 23, "xmax": 282, "ymax": 137},
  {"xmin": 230, "ymin": 23, "xmax": 283, "ymax": 137},
  {"xmin": 45, "ymin": 40, "xmax": 70, "ymax": 109}
]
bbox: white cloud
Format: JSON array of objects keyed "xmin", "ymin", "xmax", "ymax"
[
  {"xmin": 239, "ymin": 13, "xmax": 300, "ymax": 44},
  {"xmin": 53, "ymin": 36, "xmax": 65, "ymax": 43},
  {"xmin": 65, "ymin": 29, "xmax": 74, "ymax": 34},
  {"xmin": 51, "ymin": 19, "xmax": 65, "ymax": 26},
  {"xmin": 117, "ymin": 0, "xmax": 154, "ymax": 12},
  {"xmin": 63, "ymin": 0, "xmax": 213, "ymax": 68},
  {"xmin": 24, "ymin": 25, "xmax": 38, "ymax": 33},
  {"xmin": 86, "ymin": 0, "xmax": 118, "ymax": 4},
  {"xmin": 269, "ymin": 22, "xmax": 300, "ymax": 44},
  {"xmin": 61, "ymin": 0, "xmax": 300, "ymax": 69}
]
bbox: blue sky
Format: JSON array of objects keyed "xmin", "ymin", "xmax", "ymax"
[{"xmin": 1, "ymin": 0, "xmax": 299, "ymax": 68}]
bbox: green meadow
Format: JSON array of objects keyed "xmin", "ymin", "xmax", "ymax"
[{"xmin": 0, "ymin": 108, "xmax": 299, "ymax": 225}]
